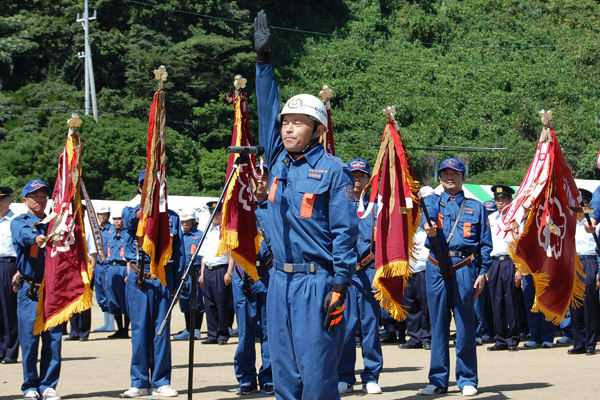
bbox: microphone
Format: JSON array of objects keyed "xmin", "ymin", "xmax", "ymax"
[{"xmin": 227, "ymin": 145, "xmax": 265, "ymax": 156}]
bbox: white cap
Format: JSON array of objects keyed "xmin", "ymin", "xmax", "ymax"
[
  {"xmin": 179, "ymin": 209, "xmax": 196, "ymax": 222},
  {"xmin": 96, "ymin": 204, "xmax": 111, "ymax": 214}
]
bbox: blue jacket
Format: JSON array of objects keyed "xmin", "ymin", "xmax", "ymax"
[
  {"xmin": 422, "ymin": 191, "xmax": 492, "ymax": 275},
  {"xmin": 11, "ymin": 211, "xmax": 46, "ymax": 280},
  {"xmin": 105, "ymin": 228, "xmax": 133, "ymax": 263},
  {"xmin": 256, "ymin": 62, "xmax": 358, "ymax": 286},
  {"xmin": 182, "ymin": 226, "xmax": 203, "ymax": 267}
]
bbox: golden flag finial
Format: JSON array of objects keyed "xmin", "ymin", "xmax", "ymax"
[
  {"xmin": 538, "ymin": 109, "xmax": 553, "ymax": 127},
  {"xmin": 234, "ymin": 74, "xmax": 247, "ymax": 91},
  {"xmin": 67, "ymin": 113, "xmax": 83, "ymax": 129},
  {"xmin": 382, "ymin": 105, "xmax": 397, "ymax": 122},
  {"xmin": 154, "ymin": 65, "xmax": 168, "ymax": 89},
  {"xmin": 319, "ymin": 85, "xmax": 334, "ymax": 104}
]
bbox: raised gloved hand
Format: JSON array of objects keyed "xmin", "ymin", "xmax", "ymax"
[
  {"xmin": 323, "ymin": 283, "xmax": 349, "ymax": 333},
  {"xmin": 254, "ymin": 10, "xmax": 272, "ymax": 55}
]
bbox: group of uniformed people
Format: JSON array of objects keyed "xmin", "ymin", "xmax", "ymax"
[{"xmin": 3, "ymin": 9, "xmax": 600, "ymax": 400}]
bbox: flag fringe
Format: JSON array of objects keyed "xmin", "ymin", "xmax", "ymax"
[
  {"xmin": 217, "ymin": 228, "xmax": 261, "ymax": 281},
  {"xmin": 373, "ymin": 260, "xmax": 411, "ymax": 321},
  {"xmin": 508, "ymin": 209, "xmax": 586, "ymax": 324},
  {"xmin": 34, "ymin": 271, "xmax": 93, "ymax": 335},
  {"xmin": 142, "ymin": 233, "xmax": 171, "ymax": 287}
]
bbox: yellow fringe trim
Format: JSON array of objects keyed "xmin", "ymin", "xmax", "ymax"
[
  {"xmin": 508, "ymin": 208, "xmax": 586, "ymax": 324},
  {"xmin": 217, "ymin": 228, "xmax": 262, "ymax": 282},
  {"xmin": 373, "ymin": 260, "xmax": 412, "ymax": 321},
  {"xmin": 34, "ymin": 270, "xmax": 93, "ymax": 335},
  {"xmin": 142, "ymin": 234, "xmax": 172, "ymax": 288}
]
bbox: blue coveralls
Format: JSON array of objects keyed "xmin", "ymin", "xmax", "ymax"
[
  {"xmin": 232, "ymin": 200, "xmax": 272, "ymax": 390},
  {"xmin": 95, "ymin": 222, "xmax": 114, "ymax": 312},
  {"xmin": 105, "ymin": 228, "xmax": 132, "ymax": 318},
  {"xmin": 257, "ymin": 61, "xmax": 359, "ymax": 400},
  {"xmin": 338, "ymin": 198, "xmax": 382, "ymax": 386},
  {"xmin": 11, "ymin": 212, "xmax": 62, "ymax": 395},
  {"xmin": 422, "ymin": 191, "xmax": 492, "ymax": 391},
  {"xmin": 122, "ymin": 206, "xmax": 184, "ymax": 390},
  {"xmin": 179, "ymin": 227, "xmax": 205, "ymax": 315}
]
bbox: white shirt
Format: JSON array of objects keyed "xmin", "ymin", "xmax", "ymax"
[
  {"xmin": 575, "ymin": 218, "xmax": 598, "ymax": 256},
  {"xmin": 489, "ymin": 211, "xmax": 513, "ymax": 257},
  {"xmin": 199, "ymin": 225, "xmax": 228, "ymax": 266},
  {"xmin": 0, "ymin": 210, "xmax": 16, "ymax": 257},
  {"xmin": 411, "ymin": 228, "xmax": 429, "ymax": 273}
]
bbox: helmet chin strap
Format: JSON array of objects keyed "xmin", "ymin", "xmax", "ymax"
[{"xmin": 289, "ymin": 123, "xmax": 320, "ymax": 157}]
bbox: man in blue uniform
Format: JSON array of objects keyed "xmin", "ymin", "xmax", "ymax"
[
  {"xmin": 487, "ymin": 184, "xmax": 522, "ymax": 352},
  {"xmin": 255, "ymin": 11, "xmax": 359, "ymax": 399},
  {"xmin": 199, "ymin": 201, "xmax": 234, "ymax": 345},
  {"xmin": 11, "ymin": 179, "xmax": 62, "ymax": 400},
  {"xmin": 0, "ymin": 186, "xmax": 19, "ymax": 364},
  {"xmin": 420, "ymin": 158, "xmax": 492, "ymax": 397},
  {"xmin": 121, "ymin": 170, "xmax": 182, "ymax": 398},
  {"xmin": 173, "ymin": 209, "xmax": 204, "ymax": 341},
  {"xmin": 104, "ymin": 210, "xmax": 131, "ymax": 339},
  {"xmin": 233, "ymin": 164, "xmax": 273, "ymax": 395},
  {"xmin": 568, "ymin": 188, "xmax": 599, "ymax": 355},
  {"xmin": 93, "ymin": 204, "xmax": 115, "ymax": 332},
  {"xmin": 337, "ymin": 158, "xmax": 383, "ymax": 395}
]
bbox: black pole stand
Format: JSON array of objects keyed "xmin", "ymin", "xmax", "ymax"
[{"xmin": 157, "ymin": 154, "xmax": 248, "ymax": 400}]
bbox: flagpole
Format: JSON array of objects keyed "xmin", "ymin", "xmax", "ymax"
[{"xmin": 158, "ymin": 154, "xmax": 249, "ymax": 399}]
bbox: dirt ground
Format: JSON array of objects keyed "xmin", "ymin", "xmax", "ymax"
[{"xmin": 0, "ymin": 303, "xmax": 597, "ymax": 400}]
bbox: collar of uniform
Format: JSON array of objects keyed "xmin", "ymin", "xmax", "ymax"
[
  {"xmin": 256, "ymin": 200, "xmax": 268, "ymax": 209},
  {"xmin": 441, "ymin": 190, "xmax": 465, "ymax": 204},
  {"xmin": 0, "ymin": 210, "xmax": 14, "ymax": 221},
  {"xmin": 285, "ymin": 144, "xmax": 324, "ymax": 168},
  {"xmin": 25, "ymin": 210, "xmax": 44, "ymax": 224}
]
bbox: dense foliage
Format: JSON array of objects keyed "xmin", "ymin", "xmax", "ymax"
[{"xmin": 1, "ymin": 0, "xmax": 599, "ymax": 199}]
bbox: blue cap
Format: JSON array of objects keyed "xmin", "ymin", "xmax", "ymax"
[
  {"xmin": 348, "ymin": 158, "xmax": 371, "ymax": 175},
  {"xmin": 138, "ymin": 169, "xmax": 146, "ymax": 183},
  {"xmin": 438, "ymin": 157, "xmax": 465, "ymax": 173},
  {"xmin": 22, "ymin": 179, "xmax": 50, "ymax": 198},
  {"xmin": 483, "ymin": 200, "xmax": 497, "ymax": 213}
]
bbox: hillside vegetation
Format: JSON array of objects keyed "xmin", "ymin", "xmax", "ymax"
[{"xmin": 1, "ymin": 0, "xmax": 599, "ymax": 199}]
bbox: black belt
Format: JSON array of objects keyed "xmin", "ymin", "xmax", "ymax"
[
  {"xmin": 447, "ymin": 250, "xmax": 469, "ymax": 258},
  {"xmin": 0, "ymin": 256, "xmax": 16, "ymax": 263},
  {"xmin": 129, "ymin": 263, "xmax": 172, "ymax": 280},
  {"xmin": 492, "ymin": 255, "xmax": 510, "ymax": 262},
  {"xmin": 273, "ymin": 260, "xmax": 329, "ymax": 273},
  {"xmin": 108, "ymin": 260, "xmax": 127, "ymax": 266},
  {"xmin": 205, "ymin": 264, "xmax": 228, "ymax": 271},
  {"xmin": 579, "ymin": 254, "xmax": 597, "ymax": 261}
]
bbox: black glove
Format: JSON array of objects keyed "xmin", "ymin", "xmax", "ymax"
[
  {"xmin": 323, "ymin": 283, "xmax": 349, "ymax": 333},
  {"xmin": 242, "ymin": 277, "xmax": 253, "ymax": 298},
  {"xmin": 254, "ymin": 10, "xmax": 272, "ymax": 54}
]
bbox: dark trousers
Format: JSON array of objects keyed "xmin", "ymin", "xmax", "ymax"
[
  {"xmin": 204, "ymin": 266, "xmax": 232, "ymax": 342},
  {"xmin": 571, "ymin": 256, "xmax": 599, "ymax": 351},
  {"xmin": 402, "ymin": 270, "xmax": 431, "ymax": 346},
  {"xmin": 68, "ymin": 309, "xmax": 91, "ymax": 339},
  {"xmin": 488, "ymin": 257, "xmax": 521, "ymax": 347},
  {"xmin": 0, "ymin": 260, "xmax": 19, "ymax": 360}
]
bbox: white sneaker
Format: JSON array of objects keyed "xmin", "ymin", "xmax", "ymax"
[
  {"xmin": 362, "ymin": 382, "xmax": 382, "ymax": 394},
  {"xmin": 42, "ymin": 388, "xmax": 61, "ymax": 400},
  {"xmin": 462, "ymin": 385, "xmax": 478, "ymax": 396},
  {"xmin": 122, "ymin": 387, "xmax": 150, "ymax": 398},
  {"xmin": 23, "ymin": 391, "xmax": 40, "ymax": 400},
  {"xmin": 338, "ymin": 382, "xmax": 354, "ymax": 394},
  {"xmin": 420, "ymin": 384, "xmax": 447, "ymax": 395},
  {"xmin": 152, "ymin": 385, "xmax": 178, "ymax": 397}
]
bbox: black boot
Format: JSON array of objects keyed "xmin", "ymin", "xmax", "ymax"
[
  {"xmin": 121, "ymin": 316, "xmax": 130, "ymax": 338},
  {"xmin": 107, "ymin": 315, "xmax": 123, "ymax": 339}
]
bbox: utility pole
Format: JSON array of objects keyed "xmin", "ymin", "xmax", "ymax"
[{"xmin": 77, "ymin": 0, "xmax": 98, "ymax": 122}]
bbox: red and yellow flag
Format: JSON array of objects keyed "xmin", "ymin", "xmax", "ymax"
[
  {"xmin": 319, "ymin": 85, "xmax": 335, "ymax": 155},
  {"xmin": 136, "ymin": 66, "xmax": 172, "ymax": 287},
  {"xmin": 501, "ymin": 111, "xmax": 584, "ymax": 323},
  {"xmin": 35, "ymin": 114, "xmax": 92, "ymax": 334},
  {"xmin": 359, "ymin": 113, "xmax": 420, "ymax": 321},
  {"xmin": 217, "ymin": 77, "xmax": 262, "ymax": 280}
]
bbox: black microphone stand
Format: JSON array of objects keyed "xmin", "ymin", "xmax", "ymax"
[{"xmin": 158, "ymin": 154, "xmax": 249, "ymax": 400}]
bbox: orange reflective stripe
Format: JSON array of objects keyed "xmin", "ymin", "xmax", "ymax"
[
  {"xmin": 268, "ymin": 177, "xmax": 278, "ymax": 203},
  {"xmin": 191, "ymin": 244, "xmax": 197, "ymax": 254},
  {"xmin": 29, "ymin": 245, "xmax": 38, "ymax": 258},
  {"xmin": 437, "ymin": 213, "xmax": 444, "ymax": 229},
  {"xmin": 120, "ymin": 247, "xmax": 124, "ymax": 258},
  {"xmin": 300, "ymin": 193, "xmax": 316, "ymax": 218},
  {"xmin": 107, "ymin": 247, "xmax": 111, "ymax": 258},
  {"xmin": 463, "ymin": 222, "xmax": 472, "ymax": 238}
]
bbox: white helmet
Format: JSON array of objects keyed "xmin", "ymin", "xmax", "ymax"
[
  {"xmin": 278, "ymin": 94, "xmax": 328, "ymax": 132},
  {"xmin": 179, "ymin": 209, "xmax": 196, "ymax": 222},
  {"xmin": 96, "ymin": 204, "xmax": 111, "ymax": 214},
  {"xmin": 112, "ymin": 209, "xmax": 122, "ymax": 219}
]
